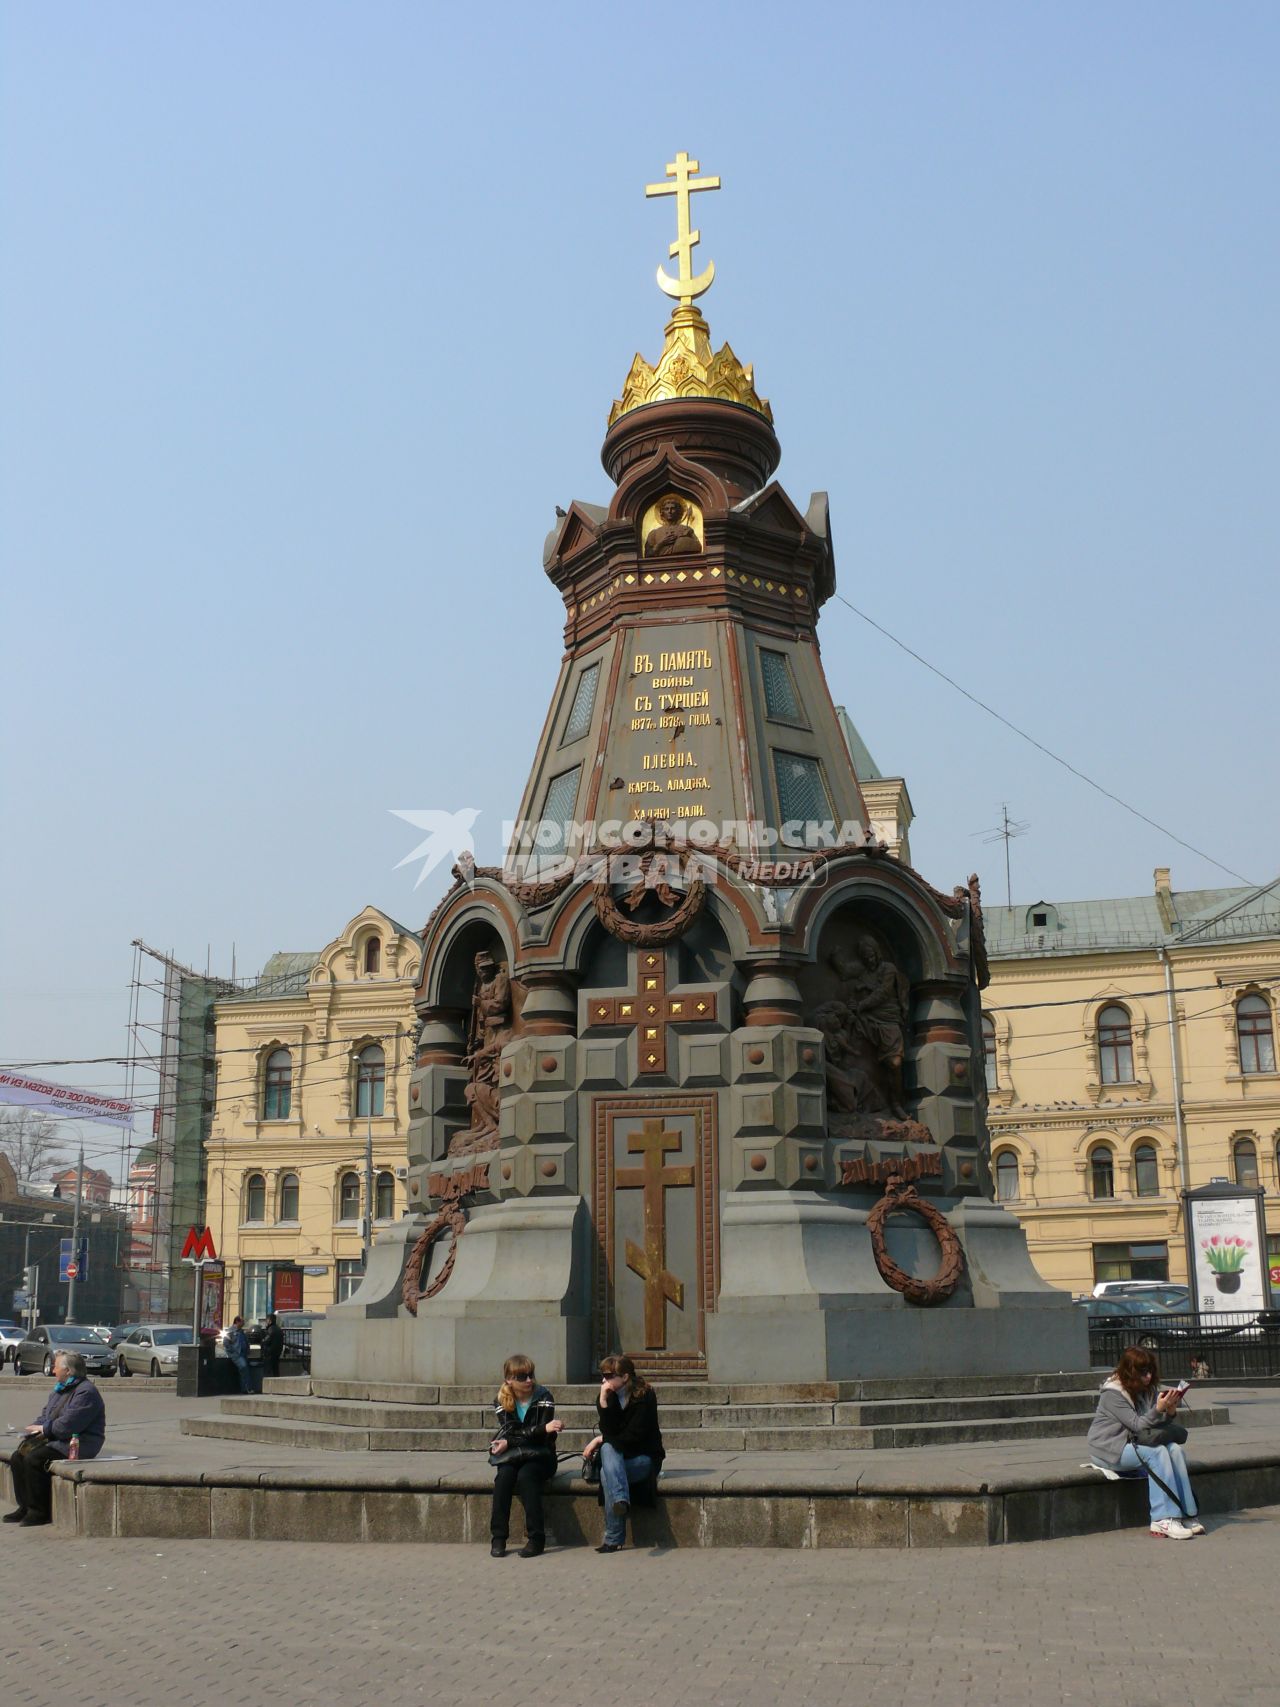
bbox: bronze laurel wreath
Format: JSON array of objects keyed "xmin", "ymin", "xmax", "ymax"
[{"xmin": 866, "ymin": 1173, "xmax": 965, "ymax": 1306}]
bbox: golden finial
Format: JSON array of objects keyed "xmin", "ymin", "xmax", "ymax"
[
  {"xmin": 646, "ymin": 151, "xmax": 721, "ymax": 309},
  {"xmin": 608, "ymin": 153, "xmax": 771, "ymax": 428}
]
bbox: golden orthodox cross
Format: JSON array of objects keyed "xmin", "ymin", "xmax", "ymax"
[
  {"xmin": 617, "ymin": 1117, "xmax": 694, "ymax": 1349},
  {"xmin": 646, "ymin": 151, "xmax": 720, "ymax": 308},
  {"xmin": 585, "ymin": 950, "xmax": 718, "ymax": 1075}
]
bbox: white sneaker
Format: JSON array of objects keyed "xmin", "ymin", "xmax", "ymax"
[
  {"xmin": 1162, "ymin": 1519, "xmax": 1196, "ymax": 1540},
  {"xmin": 1187, "ymin": 1519, "xmax": 1206, "ymax": 1535}
]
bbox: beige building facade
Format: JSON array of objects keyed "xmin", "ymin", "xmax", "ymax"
[
  {"xmin": 205, "ymin": 907, "xmax": 422, "ymax": 1319},
  {"xmin": 983, "ymin": 870, "xmax": 1280, "ymax": 1298}
]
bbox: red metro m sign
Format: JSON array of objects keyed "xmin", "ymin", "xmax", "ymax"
[{"xmin": 181, "ymin": 1226, "xmax": 218, "ymax": 1263}]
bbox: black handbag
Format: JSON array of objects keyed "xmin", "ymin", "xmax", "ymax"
[{"xmin": 581, "ymin": 1451, "xmax": 601, "ymax": 1486}]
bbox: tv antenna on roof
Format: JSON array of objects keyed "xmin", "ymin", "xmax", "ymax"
[{"xmin": 974, "ymin": 804, "xmax": 1029, "ymax": 909}]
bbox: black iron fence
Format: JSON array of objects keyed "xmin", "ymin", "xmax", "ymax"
[
  {"xmin": 282, "ymin": 1326, "xmax": 311, "ymax": 1370},
  {"xmin": 1087, "ymin": 1309, "xmax": 1280, "ymax": 1380}
]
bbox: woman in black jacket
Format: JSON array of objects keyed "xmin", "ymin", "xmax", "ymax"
[
  {"xmin": 488, "ymin": 1353, "xmax": 563, "ymax": 1558},
  {"xmin": 582, "ymin": 1354, "xmax": 664, "ymax": 1553}
]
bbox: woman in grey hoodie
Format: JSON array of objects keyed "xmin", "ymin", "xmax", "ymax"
[{"xmin": 1087, "ymin": 1346, "xmax": 1203, "ymax": 1539}]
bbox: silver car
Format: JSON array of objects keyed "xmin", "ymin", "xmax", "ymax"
[
  {"xmin": 116, "ymin": 1324, "xmax": 197, "ymax": 1377},
  {"xmin": 0, "ymin": 1321, "xmax": 25, "ymax": 1363},
  {"xmin": 13, "ymin": 1324, "xmax": 117, "ymax": 1378}
]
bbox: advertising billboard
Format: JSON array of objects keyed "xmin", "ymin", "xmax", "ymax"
[{"xmin": 1185, "ymin": 1188, "xmax": 1269, "ymax": 1314}]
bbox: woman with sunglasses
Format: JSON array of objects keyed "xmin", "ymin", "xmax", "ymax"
[
  {"xmin": 582, "ymin": 1353, "xmax": 665, "ymax": 1553},
  {"xmin": 1087, "ymin": 1344, "xmax": 1204, "ymax": 1539},
  {"xmin": 488, "ymin": 1353, "xmax": 564, "ymax": 1558}
]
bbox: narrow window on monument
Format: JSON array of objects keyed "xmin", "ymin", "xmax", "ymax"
[
  {"xmin": 1093, "ymin": 1241, "xmax": 1169, "ymax": 1284},
  {"xmin": 994, "ymin": 1149, "xmax": 1019, "ymax": 1201},
  {"xmin": 1089, "ymin": 1145, "xmax": 1115, "ymax": 1200},
  {"xmin": 982, "ymin": 1014, "xmax": 998, "ymax": 1091},
  {"xmin": 263, "ymin": 1048, "xmax": 292, "ymax": 1119},
  {"xmin": 1133, "ymin": 1143, "xmax": 1159, "ymax": 1198},
  {"xmin": 278, "ymin": 1172, "xmax": 300, "ymax": 1222},
  {"xmin": 1233, "ymin": 1136, "xmax": 1259, "ymax": 1189},
  {"xmin": 244, "ymin": 1174, "xmax": 266, "ymax": 1223},
  {"xmin": 375, "ymin": 1171, "xmax": 395, "ymax": 1220},
  {"xmin": 534, "ymin": 765, "xmax": 581, "ymax": 866},
  {"xmin": 336, "ymin": 1257, "xmax": 364, "ymax": 1302},
  {"xmin": 760, "ymin": 648, "xmax": 804, "ymax": 723},
  {"xmin": 772, "ymin": 750, "xmax": 831, "ymax": 834},
  {"xmin": 364, "ymin": 937, "xmax": 381, "ymax": 975},
  {"xmin": 338, "ymin": 1171, "xmax": 361, "ymax": 1221},
  {"xmin": 355, "ymin": 1044, "xmax": 386, "ymax": 1117},
  {"xmin": 1236, "ymin": 994, "xmax": 1275, "ymax": 1075},
  {"xmin": 561, "ymin": 662, "xmax": 600, "ymax": 744},
  {"xmin": 1096, "ymin": 1005, "xmax": 1134, "ymax": 1084}
]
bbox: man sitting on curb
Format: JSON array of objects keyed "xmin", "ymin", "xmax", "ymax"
[{"xmin": 5, "ymin": 1350, "xmax": 106, "ymax": 1528}]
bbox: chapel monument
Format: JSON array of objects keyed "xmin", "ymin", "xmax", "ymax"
[{"xmin": 317, "ymin": 155, "xmax": 1085, "ymax": 1384}]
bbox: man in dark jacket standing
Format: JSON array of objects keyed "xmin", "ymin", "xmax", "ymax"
[
  {"xmin": 259, "ymin": 1313, "xmax": 285, "ymax": 1380},
  {"xmin": 4, "ymin": 1350, "xmax": 105, "ymax": 1528}
]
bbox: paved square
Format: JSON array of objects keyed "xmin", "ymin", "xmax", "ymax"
[{"xmin": 1, "ymin": 1508, "xmax": 1277, "ymax": 1707}]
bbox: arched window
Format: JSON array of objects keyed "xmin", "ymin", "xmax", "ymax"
[
  {"xmin": 364, "ymin": 937, "xmax": 381, "ymax": 975},
  {"xmin": 263, "ymin": 1049, "xmax": 292, "ymax": 1120},
  {"xmin": 375, "ymin": 1171, "xmax": 395, "ymax": 1220},
  {"xmin": 1237, "ymin": 995, "xmax": 1276, "ymax": 1076},
  {"xmin": 995, "ymin": 1149, "xmax": 1019, "ymax": 1202},
  {"xmin": 1097, "ymin": 1006, "xmax": 1134, "ymax": 1085},
  {"xmin": 982, "ymin": 1014, "xmax": 998, "ymax": 1093},
  {"xmin": 355, "ymin": 1045, "xmax": 385, "ymax": 1118},
  {"xmin": 278, "ymin": 1172, "xmax": 300, "ymax": 1222},
  {"xmin": 1134, "ymin": 1143, "xmax": 1159, "ymax": 1198},
  {"xmin": 1233, "ymin": 1136, "xmax": 1259, "ymax": 1189},
  {"xmin": 245, "ymin": 1173, "xmax": 266, "ymax": 1222},
  {"xmin": 338, "ymin": 1170, "xmax": 362, "ymax": 1221},
  {"xmin": 1089, "ymin": 1145, "xmax": 1115, "ymax": 1200}
]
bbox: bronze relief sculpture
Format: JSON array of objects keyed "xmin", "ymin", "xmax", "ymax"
[{"xmin": 452, "ymin": 948, "xmax": 513, "ymax": 1153}]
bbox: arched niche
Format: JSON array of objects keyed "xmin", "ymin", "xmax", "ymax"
[{"xmin": 799, "ymin": 894, "xmax": 933, "ymax": 1018}]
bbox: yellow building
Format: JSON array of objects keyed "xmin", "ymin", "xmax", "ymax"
[
  {"xmin": 983, "ymin": 869, "xmax": 1280, "ymax": 1296},
  {"xmin": 205, "ymin": 907, "xmax": 422, "ymax": 1318}
]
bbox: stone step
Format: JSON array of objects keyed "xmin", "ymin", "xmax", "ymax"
[
  {"xmin": 185, "ymin": 1396, "xmax": 1229, "ymax": 1453},
  {"xmin": 218, "ymin": 1388, "xmax": 1101, "ymax": 1434},
  {"xmin": 307, "ymin": 1371, "xmax": 1105, "ymax": 1407}
]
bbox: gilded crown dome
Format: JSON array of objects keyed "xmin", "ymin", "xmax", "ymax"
[{"xmin": 608, "ymin": 305, "xmax": 772, "ymax": 428}]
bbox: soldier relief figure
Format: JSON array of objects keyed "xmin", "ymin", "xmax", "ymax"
[
  {"xmin": 453, "ymin": 948, "xmax": 513, "ymax": 1153},
  {"xmin": 643, "ymin": 494, "xmax": 701, "ymax": 557}
]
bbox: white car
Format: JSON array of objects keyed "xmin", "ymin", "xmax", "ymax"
[
  {"xmin": 0, "ymin": 1321, "xmax": 26, "ymax": 1363},
  {"xmin": 116, "ymin": 1324, "xmax": 197, "ymax": 1377}
]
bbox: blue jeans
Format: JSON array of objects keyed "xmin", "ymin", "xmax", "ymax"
[
  {"xmin": 600, "ymin": 1444, "xmax": 653, "ymax": 1545},
  {"xmin": 230, "ymin": 1355, "xmax": 254, "ymax": 1395},
  {"xmin": 1119, "ymin": 1442, "xmax": 1198, "ymax": 1522}
]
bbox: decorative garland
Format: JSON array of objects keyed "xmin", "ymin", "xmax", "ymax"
[{"xmin": 865, "ymin": 1173, "xmax": 965, "ymax": 1306}]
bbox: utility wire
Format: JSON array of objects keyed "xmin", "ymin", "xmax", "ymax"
[{"xmin": 831, "ymin": 590, "xmax": 1256, "ymax": 887}]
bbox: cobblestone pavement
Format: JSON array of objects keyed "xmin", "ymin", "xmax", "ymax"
[{"xmin": 1, "ymin": 1507, "xmax": 1277, "ymax": 1707}]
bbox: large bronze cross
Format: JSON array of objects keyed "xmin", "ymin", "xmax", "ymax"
[
  {"xmin": 617, "ymin": 1117, "xmax": 694, "ymax": 1349},
  {"xmin": 585, "ymin": 950, "xmax": 717, "ymax": 1076}
]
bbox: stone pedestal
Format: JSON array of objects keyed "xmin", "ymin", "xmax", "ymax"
[{"xmin": 706, "ymin": 1191, "xmax": 1087, "ymax": 1382}]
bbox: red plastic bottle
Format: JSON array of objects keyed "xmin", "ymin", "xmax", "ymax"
[{"xmin": 68, "ymin": 1434, "xmax": 80, "ymax": 1462}]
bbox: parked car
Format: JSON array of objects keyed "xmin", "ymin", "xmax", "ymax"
[
  {"xmin": 13, "ymin": 1324, "xmax": 117, "ymax": 1378},
  {"xmin": 106, "ymin": 1325, "xmax": 140, "ymax": 1350},
  {"xmin": 0, "ymin": 1320, "xmax": 26, "ymax": 1363},
  {"xmin": 1092, "ymin": 1281, "xmax": 1191, "ymax": 1303},
  {"xmin": 116, "ymin": 1324, "xmax": 197, "ymax": 1377}
]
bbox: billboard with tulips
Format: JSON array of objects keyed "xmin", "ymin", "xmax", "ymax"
[{"xmin": 1186, "ymin": 1190, "xmax": 1269, "ymax": 1314}]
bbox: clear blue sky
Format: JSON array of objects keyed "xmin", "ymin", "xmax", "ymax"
[{"xmin": 3, "ymin": 3, "xmax": 1276, "ymax": 1168}]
